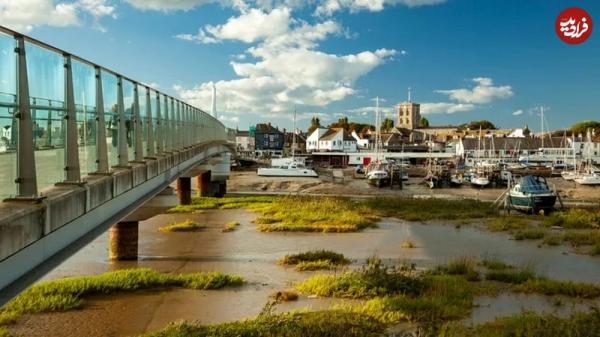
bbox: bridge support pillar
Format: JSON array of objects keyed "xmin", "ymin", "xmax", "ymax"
[
  {"xmin": 196, "ymin": 171, "xmax": 212, "ymax": 197},
  {"xmin": 177, "ymin": 177, "xmax": 192, "ymax": 205},
  {"xmin": 109, "ymin": 221, "xmax": 138, "ymax": 261},
  {"xmin": 216, "ymin": 181, "xmax": 227, "ymax": 198}
]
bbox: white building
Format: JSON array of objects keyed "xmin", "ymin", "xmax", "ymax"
[
  {"xmin": 351, "ymin": 131, "xmax": 369, "ymax": 149},
  {"xmin": 306, "ymin": 128, "xmax": 329, "ymax": 152},
  {"xmin": 308, "ymin": 128, "xmax": 357, "ymax": 152}
]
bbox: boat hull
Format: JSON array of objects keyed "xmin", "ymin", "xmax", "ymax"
[
  {"xmin": 368, "ymin": 177, "xmax": 390, "ymax": 188},
  {"xmin": 257, "ymin": 168, "xmax": 318, "ymax": 177},
  {"xmin": 508, "ymin": 194, "xmax": 557, "ymax": 212}
]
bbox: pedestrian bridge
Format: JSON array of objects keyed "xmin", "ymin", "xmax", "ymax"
[{"xmin": 0, "ymin": 26, "xmax": 235, "ymax": 305}]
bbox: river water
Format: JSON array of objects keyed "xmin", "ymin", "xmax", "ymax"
[{"xmin": 9, "ymin": 207, "xmax": 600, "ymax": 337}]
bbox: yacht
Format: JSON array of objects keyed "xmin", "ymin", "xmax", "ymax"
[
  {"xmin": 257, "ymin": 110, "xmax": 318, "ymax": 178},
  {"xmin": 258, "ymin": 163, "xmax": 318, "ymax": 177},
  {"xmin": 574, "ymin": 173, "xmax": 600, "ymax": 185},
  {"xmin": 508, "ymin": 175, "xmax": 557, "ymax": 213}
]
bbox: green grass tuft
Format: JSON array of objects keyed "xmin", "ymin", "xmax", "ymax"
[
  {"xmin": 159, "ymin": 220, "xmax": 203, "ymax": 232},
  {"xmin": 142, "ymin": 310, "xmax": 386, "ymax": 337},
  {"xmin": 0, "ymin": 327, "xmax": 10, "ymax": 337},
  {"xmin": 480, "ymin": 259, "xmax": 513, "ymax": 271},
  {"xmin": 513, "ymin": 229, "xmax": 546, "ymax": 241},
  {"xmin": 296, "ymin": 258, "xmax": 424, "ymax": 299},
  {"xmin": 543, "ymin": 209, "xmax": 600, "ymax": 229},
  {"xmin": 442, "ymin": 309, "xmax": 600, "ymax": 337},
  {"xmin": 0, "ymin": 269, "xmax": 243, "ymax": 326},
  {"xmin": 485, "ymin": 267, "xmax": 536, "ymax": 284},
  {"xmin": 486, "ymin": 217, "xmax": 530, "ymax": 232},
  {"xmin": 364, "ymin": 197, "xmax": 496, "ymax": 222},
  {"xmin": 279, "ymin": 250, "xmax": 350, "ymax": 266},
  {"xmin": 222, "ymin": 221, "xmax": 240, "ymax": 232},
  {"xmin": 517, "ymin": 278, "xmax": 600, "ymax": 298},
  {"xmin": 295, "ymin": 260, "xmax": 337, "ymax": 271}
]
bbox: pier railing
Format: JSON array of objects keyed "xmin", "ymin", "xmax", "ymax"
[{"xmin": 0, "ymin": 25, "xmax": 229, "ymax": 199}]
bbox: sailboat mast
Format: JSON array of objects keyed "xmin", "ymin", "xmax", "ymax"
[
  {"xmin": 540, "ymin": 106, "xmax": 544, "ymax": 149},
  {"xmin": 375, "ymin": 97, "xmax": 380, "ymax": 160},
  {"xmin": 292, "ymin": 109, "xmax": 296, "ymax": 160}
]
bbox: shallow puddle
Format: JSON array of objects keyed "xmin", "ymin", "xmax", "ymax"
[{"xmin": 9, "ymin": 208, "xmax": 600, "ymax": 336}]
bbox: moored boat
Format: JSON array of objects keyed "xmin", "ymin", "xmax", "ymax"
[
  {"xmin": 367, "ymin": 169, "xmax": 390, "ymax": 187},
  {"xmin": 508, "ymin": 175, "xmax": 557, "ymax": 213},
  {"xmin": 257, "ymin": 163, "xmax": 318, "ymax": 177},
  {"xmin": 574, "ymin": 173, "xmax": 600, "ymax": 186}
]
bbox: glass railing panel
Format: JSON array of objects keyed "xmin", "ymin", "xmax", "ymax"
[
  {"xmin": 122, "ymin": 80, "xmax": 135, "ymax": 161},
  {"xmin": 150, "ymin": 90, "xmax": 158, "ymax": 153},
  {"xmin": 26, "ymin": 42, "xmax": 65, "ymax": 190},
  {"xmin": 138, "ymin": 87, "xmax": 148, "ymax": 156},
  {"xmin": 101, "ymin": 71, "xmax": 119, "ymax": 167},
  {"xmin": 0, "ymin": 33, "xmax": 17, "ymax": 198},
  {"xmin": 72, "ymin": 60, "xmax": 97, "ymax": 175}
]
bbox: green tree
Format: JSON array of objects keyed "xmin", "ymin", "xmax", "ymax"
[
  {"xmin": 381, "ymin": 118, "xmax": 394, "ymax": 132},
  {"xmin": 308, "ymin": 116, "xmax": 321, "ymax": 134},
  {"xmin": 570, "ymin": 120, "xmax": 600, "ymax": 136},
  {"xmin": 420, "ymin": 117, "xmax": 430, "ymax": 128},
  {"xmin": 464, "ymin": 120, "xmax": 497, "ymax": 130}
]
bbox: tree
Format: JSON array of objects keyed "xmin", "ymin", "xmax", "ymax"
[
  {"xmin": 381, "ymin": 118, "xmax": 394, "ymax": 132},
  {"xmin": 570, "ymin": 120, "xmax": 600, "ymax": 136},
  {"xmin": 464, "ymin": 120, "xmax": 497, "ymax": 130},
  {"xmin": 420, "ymin": 117, "xmax": 430, "ymax": 128},
  {"xmin": 308, "ymin": 116, "xmax": 321, "ymax": 134}
]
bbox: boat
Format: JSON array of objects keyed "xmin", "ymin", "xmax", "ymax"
[
  {"xmin": 450, "ymin": 173, "xmax": 464, "ymax": 186},
  {"xmin": 367, "ymin": 169, "xmax": 390, "ymax": 187},
  {"xmin": 365, "ymin": 96, "xmax": 390, "ymax": 188},
  {"xmin": 574, "ymin": 173, "xmax": 600, "ymax": 185},
  {"xmin": 508, "ymin": 175, "xmax": 557, "ymax": 213},
  {"xmin": 257, "ymin": 110, "xmax": 318, "ymax": 178},
  {"xmin": 471, "ymin": 172, "xmax": 490, "ymax": 187},
  {"xmin": 561, "ymin": 170, "xmax": 580, "ymax": 181}
]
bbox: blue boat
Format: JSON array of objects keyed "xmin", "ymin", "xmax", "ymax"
[{"xmin": 508, "ymin": 175, "xmax": 557, "ymax": 213}]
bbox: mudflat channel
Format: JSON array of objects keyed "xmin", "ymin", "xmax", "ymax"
[{"xmin": 10, "ymin": 208, "xmax": 600, "ymax": 337}]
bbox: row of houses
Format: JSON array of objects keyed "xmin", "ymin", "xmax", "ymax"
[{"xmin": 235, "ymin": 123, "xmax": 600, "ymax": 163}]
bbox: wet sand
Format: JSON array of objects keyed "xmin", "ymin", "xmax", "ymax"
[{"xmin": 9, "ymin": 209, "xmax": 600, "ymax": 336}]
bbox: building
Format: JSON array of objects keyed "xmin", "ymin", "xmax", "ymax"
[
  {"xmin": 396, "ymin": 101, "xmax": 421, "ymax": 130},
  {"xmin": 306, "ymin": 127, "xmax": 329, "ymax": 152},
  {"xmin": 235, "ymin": 129, "xmax": 254, "ymax": 155},
  {"xmin": 283, "ymin": 129, "xmax": 307, "ymax": 154},
  {"xmin": 254, "ymin": 123, "xmax": 284, "ymax": 157},
  {"xmin": 307, "ymin": 127, "xmax": 357, "ymax": 152}
]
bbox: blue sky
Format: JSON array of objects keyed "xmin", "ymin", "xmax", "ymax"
[{"xmin": 3, "ymin": 0, "xmax": 599, "ymax": 132}]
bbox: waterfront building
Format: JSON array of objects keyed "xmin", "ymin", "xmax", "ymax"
[
  {"xmin": 235, "ymin": 129, "xmax": 254, "ymax": 155},
  {"xmin": 254, "ymin": 123, "xmax": 284, "ymax": 157}
]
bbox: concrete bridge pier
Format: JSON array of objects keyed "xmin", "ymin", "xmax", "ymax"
[
  {"xmin": 176, "ymin": 177, "xmax": 192, "ymax": 205},
  {"xmin": 109, "ymin": 221, "xmax": 139, "ymax": 260},
  {"xmin": 196, "ymin": 171, "xmax": 212, "ymax": 197}
]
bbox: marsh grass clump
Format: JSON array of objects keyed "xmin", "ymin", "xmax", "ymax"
[
  {"xmin": 435, "ymin": 257, "xmax": 479, "ymax": 282},
  {"xmin": 401, "ymin": 239, "xmax": 416, "ymax": 249},
  {"xmin": 480, "ymin": 259, "xmax": 513, "ymax": 271},
  {"xmin": 517, "ymin": 278, "xmax": 600, "ymax": 298},
  {"xmin": 591, "ymin": 242, "xmax": 600, "ymax": 256},
  {"xmin": 513, "ymin": 229, "xmax": 546, "ymax": 241},
  {"xmin": 442, "ymin": 309, "xmax": 600, "ymax": 337},
  {"xmin": 543, "ymin": 234, "xmax": 563, "ymax": 246},
  {"xmin": 279, "ymin": 250, "xmax": 350, "ymax": 266},
  {"xmin": 485, "ymin": 266, "xmax": 536, "ymax": 284},
  {"xmin": 142, "ymin": 310, "xmax": 386, "ymax": 337},
  {"xmin": 543, "ymin": 209, "xmax": 600, "ymax": 229},
  {"xmin": 256, "ymin": 197, "xmax": 379, "ymax": 232},
  {"xmin": 270, "ymin": 290, "xmax": 299, "ymax": 302},
  {"xmin": 351, "ymin": 275, "xmax": 474, "ymax": 325},
  {"xmin": 167, "ymin": 196, "xmax": 275, "ymax": 213},
  {"xmin": 159, "ymin": 220, "xmax": 204, "ymax": 232},
  {"xmin": 0, "ymin": 327, "xmax": 10, "ymax": 337},
  {"xmin": 486, "ymin": 216, "xmax": 530, "ymax": 232},
  {"xmin": 364, "ymin": 198, "xmax": 496, "ymax": 221},
  {"xmin": 561, "ymin": 231, "xmax": 600, "ymax": 247},
  {"xmin": 222, "ymin": 221, "xmax": 240, "ymax": 232},
  {"xmin": 0, "ymin": 269, "xmax": 243, "ymax": 327},
  {"xmin": 295, "ymin": 260, "xmax": 336, "ymax": 271},
  {"xmin": 296, "ymin": 257, "xmax": 424, "ymax": 299}
]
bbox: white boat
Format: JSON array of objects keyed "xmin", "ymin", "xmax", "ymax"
[
  {"xmin": 258, "ymin": 164, "xmax": 318, "ymax": 177},
  {"xmin": 450, "ymin": 174, "xmax": 464, "ymax": 186},
  {"xmin": 561, "ymin": 171, "xmax": 580, "ymax": 181},
  {"xmin": 257, "ymin": 110, "xmax": 318, "ymax": 178},
  {"xmin": 575, "ymin": 173, "xmax": 600, "ymax": 185},
  {"xmin": 471, "ymin": 174, "xmax": 490, "ymax": 187},
  {"xmin": 366, "ymin": 169, "xmax": 390, "ymax": 187}
]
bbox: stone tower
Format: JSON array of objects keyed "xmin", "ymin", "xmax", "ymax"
[{"xmin": 396, "ymin": 88, "xmax": 421, "ymax": 130}]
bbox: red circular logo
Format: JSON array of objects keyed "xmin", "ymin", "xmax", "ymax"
[{"xmin": 556, "ymin": 7, "xmax": 592, "ymax": 44}]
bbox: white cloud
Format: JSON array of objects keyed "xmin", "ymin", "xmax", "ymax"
[
  {"xmin": 125, "ymin": 0, "xmax": 215, "ymax": 11},
  {"xmin": 420, "ymin": 102, "xmax": 476, "ymax": 114},
  {"xmin": 0, "ymin": 0, "xmax": 116, "ymax": 32},
  {"xmin": 315, "ymin": 0, "xmax": 446, "ymax": 16},
  {"xmin": 435, "ymin": 77, "xmax": 513, "ymax": 104},
  {"xmin": 512, "ymin": 109, "xmax": 523, "ymax": 116},
  {"xmin": 175, "ymin": 7, "xmax": 398, "ymax": 116}
]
